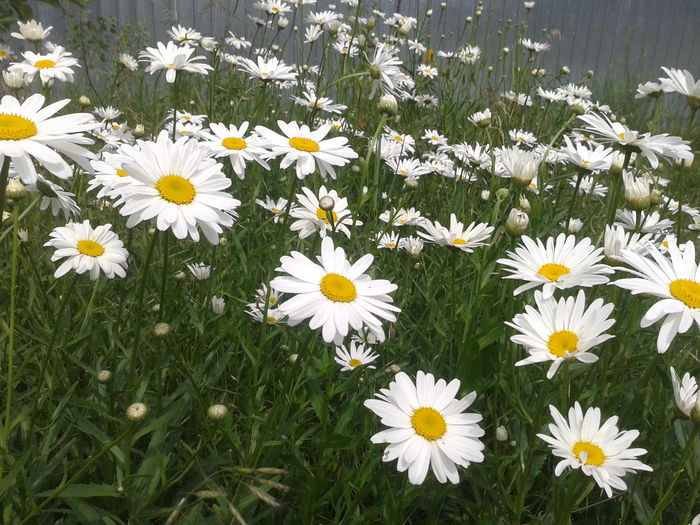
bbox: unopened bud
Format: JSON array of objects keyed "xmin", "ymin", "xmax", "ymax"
[
  {"xmin": 378, "ymin": 93, "xmax": 398, "ymax": 115},
  {"xmin": 519, "ymin": 195, "xmax": 532, "ymax": 214},
  {"xmin": 6, "ymin": 178, "xmax": 27, "ymax": 200},
  {"xmin": 480, "ymin": 189, "xmax": 490, "ymax": 201},
  {"xmin": 585, "ymin": 70, "xmax": 594, "ymax": 78},
  {"xmin": 153, "ymin": 322, "xmax": 170, "ymax": 337},
  {"xmin": 97, "ymin": 370, "xmax": 112, "ymax": 384},
  {"xmin": 174, "ymin": 270, "xmax": 186, "ymax": 281},
  {"xmin": 366, "ymin": 16, "xmax": 376, "ymax": 30},
  {"xmin": 207, "ymin": 404, "xmax": 229, "ymax": 420},
  {"xmin": 133, "ymin": 124, "xmax": 145, "ymax": 137},
  {"xmin": 319, "ymin": 195, "xmax": 335, "ymax": 211},
  {"xmin": 388, "ymin": 364, "xmax": 401, "ymax": 374},
  {"xmin": 560, "ymin": 65, "xmax": 570, "ymax": 75},
  {"xmin": 288, "ymin": 353, "xmax": 299, "ymax": 364},
  {"xmin": 79, "ymin": 95, "xmax": 91, "ymax": 107},
  {"xmin": 126, "ymin": 402, "xmax": 148, "ymax": 422},
  {"xmin": 650, "ymin": 188, "xmax": 663, "ymax": 205},
  {"xmin": 505, "ymin": 208, "xmax": 529, "ymax": 236},
  {"xmin": 495, "ymin": 188, "xmax": 510, "ymax": 201},
  {"xmin": 398, "ymin": 22, "xmax": 412, "ymax": 36},
  {"xmin": 496, "ymin": 425, "xmax": 509, "ymax": 441},
  {"xmin": 502, "ymin": 47, "xmax": 510, "ymax": 55}
]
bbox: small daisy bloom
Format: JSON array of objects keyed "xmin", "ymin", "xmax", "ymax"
[
  {"xmin": 335, "ymin": 341, "xmax": 379, "ymax": 371},
  {"xmin": 289, "ymin": 185, "xmax": 360, "ymax": 239},
  {"xmin": 119, "ymin": 53, "xmax": 138, "ymax": 71},
  {"xmin": 140, "ymin": 41, "xmax": 213, "ymax": 83},
  {"xmin": 507, "ymin": 290, "xmax": 615, "ymax": 378},
  {"xmin": 270, "ymin": 236, "xmax": 400, "ymax": 344},
  {"xmin": 670, "ymin": 367, "xmax": 698, "ymax": 418},
  {"xmin": 364, "ymin": 371, "xmax": 485, "ymax": 485},
  {"xmin": 44, "ymin": 220, "xmax": 128, "ymax": 280},
  {"xmin": 379, "ymin": 207, "xmax": 422, "ymax": 226},
  {"xmin": 612, "ymin": 239, "xmax": 700, "ymax": 353},
  {"xmin": 603, "ymin": 225, "xmax": 654, "ymax": 264},
  {"xmin": 11, "ymin": 20, "xmax": 52, "ymax": 42},
  {"xmin": 376, "ymin": 231, "xmax": 400, "ymax": 250},
  {"xmin": 417, "ymin": 64, "xmax": 438, "ymax": 79},
  {"xmin": 497, "ymin": 234, "xmax": 614, "ymax": 298},
  {"xmin": 614, "ymin": 209, "xmax": 674, "ymax": 235},
  {"xmin": 537, "ymin": 403, "xmax": 652, "ymax": 497},
  {"xmin": 186, "ymin": 262, "xmax": 211, "ymax": 280},
  {"xmin": 255, "ymin": 120, "xmax": 358, "ymax": 180},
  {"xmin": 255, "ymin": 196, "xmax": 290, "ymax": 223},
  {"xmin": 199, "ymin": 122, "xmax": 270, "ymax": 179},
  {"xmin": 417, "ymin": 214, "xmax": 494, "ymax": 252},
  {"xmin": 29, "ymin": 175, "xmax": 80, "ymax": 219},
  {"xmin": 236, "ymin": 55, "xmax": 297, "ymax": 82},
  {"xmin": 115, "ymin": 131, "xmax": 241, "ymax": 244},
  {"xmin": 10, "ymin": 46, "xmax": 79, "ymax": 84},
  {"xmin": 0, "ymin": 93, "xmax": 96, "ymax": 183}
]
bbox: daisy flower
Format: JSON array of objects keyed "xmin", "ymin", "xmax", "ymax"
[
  {"xmin": 199, "ymin": 122, "xmax": 270, "ymax": 179},
  {"xmin": 614, "ymin": 209, "xmax": 674, "ymax": 234},
  {"xmin": 255, "ymin": 120, "xmax": 358, "ymax": 180},
  {"xmin": 368, "ymin": 43, "xmax": 403, "ymax": 97},
  {"xmin": 659, "ymin": 67, "xmax": 700, "ymax": 103},
  {"xmin": 422, "ymin": 129, "xmax": 447, "ymax": 145},
  {"xmin": 289, "ymin": 185, "xmax": 361, "ymax": 239},
  {"xmin": 246, "ymin": 304, "xmax": 287, "ymax": 325},
  {"xmin": 186, "ymin": 262, "xmax": 211, "ymax": 280},
  {"xmin": 44, "ymin": 220, "xmax": 128, "ymax": 280},
  {"xmin": 115, "ymin": 131, "xmax": 241, "ymax": 244},
  {"xmin": 11, "ymin": 20, "xmax": 52, "ymax": 42},
  {"xmin": 507, "ymin": 290, "xmax": 615, "ymax": 378},
  {"xmin": 418, "ymin": 214, "xmax": 494, "ymax": 252},
  {"xmin": 255, "ymin": 195, "xmax": 290, "ymax": 223},
  {"xmin": 364, "ymin": 371, "xmax": 485, "ymax": 485},
  {"xmin": 0, "ymin": 93, "xmax": 96, "ymax": 183},
  {"xmin": 10, "ymin": 46, "xmax": 79, "ymax": 84},
  {"xmin": 379, "ymin": 207, "xmax": 422, "ymax": 226},
  {"xmin": 375, "ymin": 231, "xmax": 400, "ymax": 250},
  {"xmin": 537, "ymin": 402, "xmax": 652, "ymax": 497},
  {"xmin": 334, "ymin": 341, "xmax": 379, "ymax": 371},
  {"xmin": 291, "ymin": 90, "xmax": 347, "ymax": 114},
  {"xmin": 270, "ymin": 236, "xmax": 400, "ymax": 344},
  {"xmin": 167, "ymin": 24, "xmax": 202, "ymax": 45},
  {"xmin": 386, "ymin": 157, "xmax": 429, "ymax": 179},
  {"xmin": 29, "ymin": 175, "xmax": 80, "ymax": 219},
  {"xmin": 139, "ymin": 41, "xmax": 213, "ymax": 83},
  {"xmin": 602, "ymin": 225, "xmax": 653, "ymax": 264},
  {"xmin": 611, "ymin": 239, "xmax": 700, "ymax": 353},
  {"xmin": 225, "ymin": 33, "xmax": 251, "ymax": 50},
  {"xmin": 670, "ymin": 367, "xmax": 698, "ymax": 418},
  {"xmin": 119, "ymin": 53, "xmax": 138, "ymax": 71},
  {"xmin": 87, "ymin": 150, "xmax": 134, "ymax": 199},
  {"xmin": 560, "ymin": 136, "xmax": 613, "ymax": 172},
  {"xmin": 497, "ymin": 234, "xmax": 614, "ymax": 298},
  {"xmin": 520, "ymin": 38, "xmax": 550, "ymax": 53},
  {"xmin": 509, "ymin": 129, "xmax": 537, "ymax": 148},
  {"xmin": 458, "ymin": 45, "xmax": 481, "ymax": 64},
  {"xmin": 417, "ymin": 64, "xmax": 438, "ymax": 79},
  {"xmin": 236, "ymin": 55, "xmax": 297, "ymax": 83},
  {"xmin": 467, "ymin": 108, "xmax": 491, "ymax": 127},
  {"xmin": 635, "ymin": 81, "xmax": 663, "ymax": 99},
  {"xmin": 399, "ymin": 236, "xmax": 424, "ymax": 256},
  {"xmin": 569, "ymin": 175, "xmax": 608, "ymax": 197}
]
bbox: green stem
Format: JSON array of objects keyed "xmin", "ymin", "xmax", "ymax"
[
  {"xmin": 0, "ymin": 156, "xmax": 11, "ymax": 235},
  {"xmin": 0, "ymin": 195, "xmax": 39, "ymax": 244},
  {"xmin": 159, "ymin": 233, "xmax": 169, "ymax": 321},
  {"xmin": 648, "ymin": 426, "xmax": 699, "ymax": 524},
  {"xmin": 317, "ymin": 71, "xmax": 370, "ymax": 96}
]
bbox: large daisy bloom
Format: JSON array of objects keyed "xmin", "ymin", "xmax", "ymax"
[
  {"xmin": 364, "ymin": 371, "xmax": 485, "ymax": 485},
  {"xmin": 115, "ymin": 131, "xmax": 240, "ymax": 244},
  {"xmin": 199, "ymin": 122, "xmax": 270, "ymax": 179},
  {"xmin": 611, "ymin": 239, "xmax": 700, "ymax": 353},
  {"xmin": 497, "ymin": 234, "xmax": 614, "ymax": 298},
  {"xmin": 255, "ymin": 121, "xmax": 358, "ymax": 180},
  {"xmin": 270, "ymin": 236, "xmax": 400, "ymax": 343},
  {"xmin": 507, "ymin": 290, "xmax": 615, "ymax": 378},
  {"xmin": 670, "ymin": 367, "xmax": 698, "ymax": 418},
  {"xmin": 0, "ymin": 93, "xmax": 96, "ymax": 183},
  {"xmin": 139, "ymin": 41, "xmax": 212, "ymax": 83},
  {"xmin": 417, "ymin": 214, "xmax": 494, "ymax": 252},
  {"xmin": 44, "ymin": 220, "xmax": 128, "ymax": 280},
  {"xmin": 537, "ymin": 403, "xmax": 652, "ymax": 497}
]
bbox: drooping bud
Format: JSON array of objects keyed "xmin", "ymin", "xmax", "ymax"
[
  {"xmin": 378, "ymin": 93, "xmax": 398, "ymax": 115},
  {"xmin": 78, "ymin": 95, "xmax": 91, "ymax": 107},
  {"xmin": 319, "ymin": 195, "xmax": 335, "ymax": 211},
  {"xmin": 505, "ymin": 208, "xmax": 529, "ymax": 236},
  {"xmin": 6, "ymin": 178, "xmax": 27, "ymax": 200}
]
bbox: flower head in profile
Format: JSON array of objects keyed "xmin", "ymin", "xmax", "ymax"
[
  {"xmin": 139, "ymin": 41, "xmax": 213, "ymax": 83},
  {"xmin": 364, "ymin": 371, "xmax": 485, "ymax": 485},
  {"xmin": 335, "ymin": 341, "xmax": 379, "ymax": 371},
  {"xmin": 670, "ymin": 367, "xmax": 698, "ymax": 419},
  {"xmin": 11, "ymin": 20, "xmax": 52, "ymax": 42},
  {"xmin": 611, "ymin": 239, "xmax": 700, "ymax": 353},
  {"xmin": 236, "ymin": 55, "xmax": 297, "ymax": 83},
  {"xmin": 255, "ymin": 120, "xmax": 358, "ymax": 180},
  {"xmin": 44, "ymin": 220, "xmax": 128, "ymax": 280},
  {"xmin": 270, "ymin": 237, "xmax": 400, "ymax": 343},
  {"xmin": 115, "ymin": 131, "xmax": 241, "ymax": 244},
  {"xmin": 10, "ymin": 46, "xmax": 79, "ymax": 85},
  {"xmin": 537, "ymin": 402, "xmax": 652, "ymax": 497},
  {"xmin": 508, "ymin": 290, "xmax": 615, "ymax": 378},
  {"xmin": 418, "ymin": 214, "xmax": 494, "ymax": 252},
  {"xmin": 497, "ymin": 234, "xmax": 613, "ymax": 298}
]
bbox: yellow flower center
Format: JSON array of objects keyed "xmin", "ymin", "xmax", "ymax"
[
  {"xmin": 386, "ymin": 242, "xmax": 396, "ymax": 248},
  {"xmin": 155, "ymin": 175, "xmax": 196, "ymax": 204},
  {"xmin": 547, "ymin": 330, "xmax": 579, "ymax": 358},
  {"xmin": 0, "ymin": 114, "xmax": 37, "ymax": 140},
  {"xmin": 411, "ymin": 407, "xmax": 447, "ymax": 441},
  {"xmin": 316, "ymin": 208, "xmax": 338, "ymax": 224},
  {"xmin": 116, "ymin": 169, "xmax": 128, "ymax": 177},
  {"xmin": 320, "ymin": 273, "xmax": 357, "ymax": 302},
  {"xmin": 0, "ymin": 51, "xmax": 6, "ymax": 58},
  {"xmin": 34, "ymin": 59, "xmax": 56, "ymax": 69},
  {"xmin": 260, "ymin": 71, "xmax": 270, "ymax": 77},
  {"xmin": 393, "ymin": 135, "xmax": 404, "ymax": 142},
  {"xmin": 271, "ymin": 207, "xmax": 281, "ymax": 214},
  {"xmin": 348, "ymin": 358, "xmax": 362, "ymax": 367},
  {"xmin": 538, "ymin": 263, "xmax": 570, "ymax": 282},
  {"xmin": 167, "ymin": 63, "xmax": 175, "ymax": 69},
  {"xmin": 269, "ymin": 296, "xmax": 277, "ymax": 305},
  {"xmin": 573, "ymin": 441, "xmax": 606, "ymax": 466},
  {"xmin": 452, "ymin": 238, "xmax": 467, "ymax": 245},
  {"xmin": 76, "ymin": 239, "xmax": 105, "ymax": 257},
  {"xmin": 669, "ymin": 279, "xmax": 700, "ymax": 309},
  {"xmin": 289, "ymin": 137, "xmax": 320, "ymax": 152},
  {"xmin": 222, "ymin": 137, "xmax": 247, "ymax": 150},
  {"xmin": 266, "ymin": 316, "xmax": 277, "ymax": 324}
]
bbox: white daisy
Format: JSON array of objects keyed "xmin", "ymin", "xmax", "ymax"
[
  {"xmin": 44, "ymin": 220, "xmax": 128, "ymax": 280},
  {"xmin": 186, "ymin": 262, "xmax": 211, "ymax": 280},
  {"xmin": 28, "ymin": 175, "xmax": 80, "ymax": 219},
  {"xmin": 375, "ymin": 231, "xmax": 400, "ymax": 250},
  {"xmin": 199, "ymin": 122, "xmax": 270, "ymax": 179},
  {"xmin": 497, "ymin": 234, "xmax": 614, "ymax": 298},
  {"xmin": 115, "ymin": 131, "xmax": 241, "ymax": 244},
  {"xmin": 11, "ymin": 20, "xmax": 52, "ymax": 42},
  {"xmin": 334, "ymin": 341, "xmax": 379, "ymax": 371},
  {"xmin": 289, "ymin": 185, "xmax": 360, "ymax": 239},
  {"xmin": 379, "ymin": 207, "xmax": 422, "ymax": 226},
  {"xmin": 603, "ymin": 225, "xmax": 654, "ymax": 264},
  {"xmin": 139, "ymin": 41, "xmax": 212, "ymax": 83},
  {"xmin": 364, "ymin": 371, "xmax": 485, "ymax": 485},
  {"xmin": 255, "ymin": 195, "xmax": 290, "ymax": 223},
  {"xmin": 670, "ymin": 366, "xmax": 698, "ymax": 418},
  {"xmin": 10, "ymin": 46, "xmax": 79, "ymax": 84},
  {"xmin": 614, "ymin": 209, "xmax": 674, "ymax": 234},
  {"xmin": 507, "ymin": 290, "xmax": 615, "ymax": 378},
  {"xmin": 537, "ymin": 402, "xmax": 652, "ymax": 497},
  {"xmin": 612, "ymin": 239, "xmax": 700, "ymax": 353},
  {"xmin": 270, "ymin": 236, "xmax": 400, "ymax": 343},
  {"xmin": 0, "ymin": 93, "xmax": 96, "ymax": 184},
  {"xmin": 255, "ymin": 120, "xmax": 358, "ymax": 180},
  {"xmin": 418, "ymin": 214, "xmax": 494, "ymax": 252},
  {"xmin": 236, "ymin": 55, "xmax": 297, "ymax": 83}
]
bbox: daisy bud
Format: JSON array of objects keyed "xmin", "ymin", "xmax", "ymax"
[
  {"xmin": 404, "ymin": 177, "xmax": 419, "ymax": 189},
  {"xmin": 487, "ymin": 65, "xmax": 493, "ymax": 73},
  {"xmin": 351, "ymin": 165, "xmax": 361, "ymax": 173},
  {"xmin": 585, "ymin": 70, "xmax": 594, "ymax": 78},
  {"xmin": 378, "ymin": 93, "xmax": 399, "ymax": 115},
  {"xmin": 426, "ymin": 9, "xmax": 433, "ymax": 16},
  {"xmin": 496, "ymin": 425, "xmax": 509, "ymax": 441},
  {"xmin": 480, "ymin": 190, "xmax": 491, "ymax": 201},
  {"xmin": 288, "ymin": 353, "xmax": 299, "ymax": 364},
  {"xmin": 153, "ymin": 322, "xmax": 170, "ymax": 337},
  {"xmin": 538, "ymin": 68, "xmax": 546, "ymax": 77},
  {"xmin": 502, "ymin": 47, "xmax": 510, "ymax": 55},
  {"xmin": 366, "ymin": 16, "xmax": 376, "ymax": 30},
  {"xmin": 531, "ymin": 69, "xmax": 538, "ymax": 77},
  {"xmin": 219, "ymin": 237, "xmax": 228, "ymax": 246},
  {"xmin": 211, "ymin": 295, "xmax": 226, "ymax": 314},
  {"xmin": 280, "ymin": 345, "xmax": 290, "ymax": 351},
  {"xmin": 174, "ymin": 270, "xmax": 186, "ymax": 281},
  {"xmin": 78, "ymin": 95, "xmax": 91, "ymax": 107},
  {"xmin": 476, "ymin": 9, "xmax": 482, "ymax": 16},
  {"xmin": 97, "ymin": 370, "xmax": 112, "ymax": 384},
  {"xmin": 610, "ymin": 151, "xmax": 627, "ymax": 174},
  {"xmin": 519, "ymin": 195, "xmax": 532, "ymax": 213},
  {"xmin": 466, "ymin": 16, "xmax": 472, "ymax": 23},
  {"xmin": 369, "ymin": 64, "xmax": 382, "ymax": 80},
  {"xmin": 623, "ymin": 172, "xmax": 650, "ymax": 211},
  {"xmin": 398, "ymin": 22, "xmax": 412, "ymax": 36},
  {"xmin": 495, "ymin": 188, "xmax": 510, "ymax": 201},
  {"xmin": 126, "ymin": 402, "xmax": 148, "ymax": 422},
  {"xmin": 674, "ymin": 154, "xmax": 694, "ymax": 170},
  {"xmin": 207, "ymin": 404, "xmax": 228, "ymax": 420},
  {"xmin": 277, "ymin": 17, "xmax": 289, "ymax": 30},
  {"xmin": 524, "ymin": 1, "xmax": 535, "ymax": 10},
  {"xmin": 318, "ymin": 195, "xmax": 335, "ymax": 211},
  {"xmin": 388, "ymin": 364, "xmax": 401, "ymax": 373},
  {"xmin": 151, "ymin": 304, "xmax": 160, "ymax": 313},
  {"xmin": 3, "ymin": 69, "xmax": 26, "ymax": 89},
  {"xmin": 560, "ymin": 66, "xmax": 570, "ymax": 75},
  {"xmin": 563, "ymin": 218, "xmax": 583, "ymax": 233},
  {"xmin": 440, "ymin": 2, "xmax": 447, "ymax": 7},
  {"xmin": 6, "ymin": 178, "xmax": 27, "ymax": 200},
  {"xmin": 505, "ymin": 208, "xmax": 529, "ymax": 236},
  {"xmin": 17, "ymin": 229, "xmax": 28, "ymax": 243},
  {"xmin": 328, "ymin": 21, "xmax": 341, "ymax": 36},
  {"xmin": 650, "ymin": 188, "xmax": 663, "ymax": 205},
  {"xmin": 1, "ymin": 212, "xmax": 10, "ymax": 223},
  {"xmin": 133, "ymin": 124, "xmax": 145, "ymax": 137}
]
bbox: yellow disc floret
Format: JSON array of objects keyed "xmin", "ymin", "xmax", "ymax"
[
  {"xmin": 156, "ymin": 175, "xmax": 196, "ymax": 205},
  {"xmin": 222, "ymin": 137, "xmax": 247, "ymax": 150},
  {"xmin": 538, "ymin": 263, "xmax": 570, "ymax": 282},
  {"xmin": 316, "ymin": 208, "xmax": 339, "ymax": 224},
  {"xmin": 289, "ymin": 137, "xmax": 320, "ymax": 152},
  {"xmin": 0, "ymin": 114, "xmax": 38, "ymax": 140},
  {"xmin": 547, "ymin": 330, "xmax": 579, "ymax": 358},
  {"xmin": 411, "ymin": 407, "xmax": 447, "ymax": 441},
  {"xmin": 76, "ymin": 239, "xmax": 105, "ymax": 257},
  {"xmin": 34, "ymin": 59, "xmax": 56, "ymax": 69},
  {"xmin": 573, "ymin": 441, "xmax": 606, "ymax": 466},
  {"xmin": 669, "ymin": 279, "xmax": 700, "ymax": 309},
  {"xmin": 320, "ymin": 273, "xmax": 357, "ymax": 302},
  {"xmin": 348, "ymin": 358, "xmax": 362, "ymax": 367}
]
